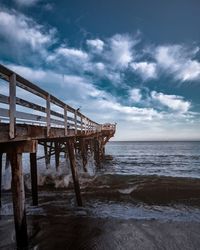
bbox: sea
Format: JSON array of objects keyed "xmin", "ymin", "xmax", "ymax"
[{"xmin": 1, "ymin": 141, "xmax": 200, "ymax": 249}]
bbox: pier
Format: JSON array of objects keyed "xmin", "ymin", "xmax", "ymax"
[{"xmin": 0, "ymin": 64, "xmax": 116, "ymax": 249}]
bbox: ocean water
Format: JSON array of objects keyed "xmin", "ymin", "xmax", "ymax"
[
  {"xmin": 1, "ymin": 141, "xmax": 200, "ymax": 249},
  {"xmin": 104, "ymin": 141, "xmax": 200, "ymax": 178}
]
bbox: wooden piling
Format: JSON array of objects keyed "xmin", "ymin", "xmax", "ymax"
[
  {"xmin": 67, "ymin": 138, "xmax": 82, "ymax": 206},
  {"xmin": 5, "ymin": 153, "xmax": 10, "ymax": 169},
  {"xmin": 80, "ymin": 139, "xmax": 87, "ymax": 172},
  {"xmin": 0, "ymin": 153, "xmax": 2, "ymax": 207},
  {"xmin": 55, "ymin": 142, "xmax": 60, "ymax": 171},
  {"xmin": 44, "ymin": 142, "xmax": 51, "ymax": 168},
  {"xmin": 94, "ymin": 139, "xmax": 100, "ymax": 167},
  {"xmin": 30, "ymin": 153, "xmax": 38, "ymax": 206},
  {"xmin": 9, "ymin": 151, "xmax": 28, "ymax": 249}
]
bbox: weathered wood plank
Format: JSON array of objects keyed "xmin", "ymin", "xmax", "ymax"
[
  {"xmin": 0, "ymin": 108, "xmax": 68, "ymax": 126},
  {"xmin": 0, "ymin": 123, "xmax": 87, "ymax": 143},
  {"xmin": 0, "ymin": 94, "xmax": 65, "ymax": 119},
  {"xmin": 0, "ymin": 140, "xmax": 37, "ymax": 154},
  {"xmin": 0, "ymin": 105, "xmax": 82, "ymax": 126}
]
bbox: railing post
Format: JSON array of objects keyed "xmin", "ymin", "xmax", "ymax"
[
  {"xmin": 9, "ymin": 73, "xmax": 16, "ymax": 139},
  {"xmin": 91, "ymin": 122, "xmax": 93, "ymax": 132},
  {"xmin": 81, "ymin": 115, "xmax": 83, "ymax": 133},
  {"xmin": 46, "ymin": 94, "xmax": 51, "ymax": 137},
  {"xmin": 64, "ymin": 105, "xmax": 68, "ymax": 136},
  {"xmin": 89, "ymin": 121, "xmax": 91, "ymax": 132},
  {"xmin": 84, "ymin": 118, "xmax": 87, "ymax": 133},
  {"xmin": 87, "ymin": 119, "xmax": 90, "ymax": 133},
  {"xmin": 74, "ymin": 110, "xmax": 77, "ymax": 134}
]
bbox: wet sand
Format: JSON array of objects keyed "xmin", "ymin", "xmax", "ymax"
[
  {"xmin": 1, "ymin": 215, "xmax": 200, "ymax": 250},
  {"xmin": 1, "ymin": 174, "xmax": 200, "ymax": 249}
]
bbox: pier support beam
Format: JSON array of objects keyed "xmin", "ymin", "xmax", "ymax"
[
  {"xmin": 44, "ymin": 142, "xmax": 51, "ymax": 168},
  {"xmin": 0, "ymin": 153, "xmax": 2, "ymax": 207},
  {"xmin": 55, "ymin": 142, "xmax": 60, "ymax": 171},
  {"xmin": 9, "ymin": 151, "xmax": 28, "ymax": 249},
  {"xmin": 30, "ymin": 153, "xmax": 38, "ymax": 206},
  {"xmin": 94, "ymin": 139, "xmax": 100, "ymax": 167},
  {"xmin": 80, "ymin": 139, "xmax": 87, "ymax": 172},
  {"xmin": 5, "ymin": 153, "xmax": 10, "ymax": 169},
  {"xmin": 67, "ymin": 138, "xmax": 82, "ymax": 206}
]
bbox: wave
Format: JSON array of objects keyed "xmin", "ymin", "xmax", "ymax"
[{"xmin": 83, "ymin": 174, "xmax": 200, "ymax": 205}]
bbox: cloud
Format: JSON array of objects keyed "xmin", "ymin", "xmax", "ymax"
[
  {"xmin": 86, "ymin": 39, "xmax": 104, "ymax": 52},
  {"xmin": 55, "ymin": 47, "xmax": 88, "ymax": 60},
  {"xmin": 46, "ymin": 45, "xmax": 90, "ymax": 74},
  {"xmin": 14, "ymin": 0, "xmax": 41, "ymax": 6},
  {"xmin": 0, "ymin": 9, "xmax": 55, "ymax": 51},
  {"xmin": 6, "ymin": 63, "xmax": 105, "ymax": 102},
  {"xmin": 151, "ymin": 91, "xmax": 191, "ymax": 113},
  {"xmin": 130, "ymin": 61, "xmax": 157, "ymax": 80},
  {"xmin": 154, "ymin": 45, "xmax": 200, "ymax": 81},
  {"xmin": 97, "ymin": 98, "xmax": 162, "ymax": 121},
  {"xmin": 3, "ymin": 62, "xmax": 199, "ymax": 140},
  {"xmin": 129, "ymin": 88, "xmax": 142, "ymax": 102},
  {"xmin": 4, "ymin": 63, "xmax": 161, "ymax": 121},
  {"xmin": 107, "ymin": 34, "xmax": 135, "ymax": 69}
]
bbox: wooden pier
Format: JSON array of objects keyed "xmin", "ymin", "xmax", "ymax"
[{"xmin": 0, "ymin": 64, "xmax": 116, "ymax": 249}]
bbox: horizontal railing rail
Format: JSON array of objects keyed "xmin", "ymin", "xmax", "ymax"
[{"xmin": 0, "ymin": 64, "xmax": 115, "ymax": 139}]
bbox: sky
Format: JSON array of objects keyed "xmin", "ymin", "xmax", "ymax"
[{"xmin": 0, "ymin": 0, "xmax": 200, "ymax": 140}]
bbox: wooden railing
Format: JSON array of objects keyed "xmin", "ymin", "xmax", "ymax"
[
  {"xmin": 102, "ymin": 123, "xmax": 116, "ymax": 131},
  {"xmin": 0, "ymin": 64, "xmax": 115, "ymax": 139}
]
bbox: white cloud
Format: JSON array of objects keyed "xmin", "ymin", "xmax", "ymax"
[
  {"xmin": 0, "ymin": 9, "xmax": 55, "ymax": 50},
  {"xmin": 151, "ymin": 91, "xmax": 191, "ymax": 113},
  {"xmin": 55, "ymin": 47, "xmax": 88, "ymax": 60},
  {"xmin": 129, "ymin": 88, "xmax": 142, "ymax": 102},
  {"xmin": 130, "ymin": 61, "xmax": 157, "ymax": 80},
  {"xmin": 6, "ymin": 64, "xmax": 105, "ymax": 102},
  {"xmin": 46, "ymin": 46, "xmax": 89, "ymax": 73},
  {"xmin": 86, "ymin": 39, "xmax": 104, "ymax": 52},
  {"xmin": 98, "ymin": 99, "xmax": 161, "ymax": 121},
  {"xmin": 108, "ymin": 34, "xmax": 135, "ymax": 69},
  {"xmin": 155, "ymin": 45, "xmax": 200, "ymax": 81},
  {"xmin": 177, "ymin": 60, "xmax": 200, "ymax": 81},
  {"xmin": 3, "ymin": 63, "xmax": 199, "ymax": 140},
  {"xmin": 95, "ymin": 62, "xmax": 105, "ymax": 71}
]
